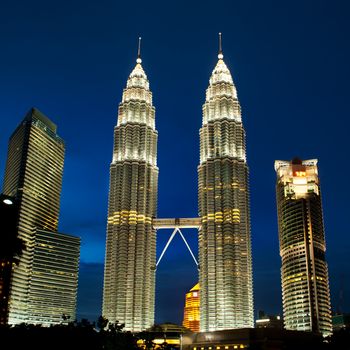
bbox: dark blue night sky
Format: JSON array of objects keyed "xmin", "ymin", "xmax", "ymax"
[{"xmin": 0, "ymin": 0, "xmax": 349, "ymax": 325}]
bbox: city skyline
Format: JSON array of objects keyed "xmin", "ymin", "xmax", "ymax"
[{"xmin": 0, "ymin": 0, "xmax": 349, "ymax": 325}]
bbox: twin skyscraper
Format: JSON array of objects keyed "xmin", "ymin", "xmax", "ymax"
[
  {"xmin": 102, "ymin": 36, "xmax": 254, "ymax": 332},
  {"xmin": 102, "ymin": 35, "xmax": 332, "ymax": 337}
]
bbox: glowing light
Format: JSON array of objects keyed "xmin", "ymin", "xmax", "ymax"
[
  {"xmin": 183, "ymin": 283, "xmax": 200, "ymax": 332},
  {"xmin": 3, "ymin": 198, "xmax": 13, "ymax": 205},
  {"xmin": 275, "ymin": 158, "xmax": 332, "ymax": 336}
]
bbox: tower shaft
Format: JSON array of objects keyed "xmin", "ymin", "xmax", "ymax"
[
  {"xmin": 103, "ymin": 61, "xmax": 158, "ymax": 332},
  {"xmin": 275, "ymin": 159, "xmax": 332, "ymax": 336},
  {"xmin": 198, "ymin": 56, "xmax": 254, "ymax": 331}
]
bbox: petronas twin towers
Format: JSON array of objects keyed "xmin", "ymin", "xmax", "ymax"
[{"xmin": 102, "ymin": 36, "xmax": 254, "ymax": 332}]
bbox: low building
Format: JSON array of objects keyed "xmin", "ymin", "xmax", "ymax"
[
  {"xmin": 181, "ymin": 328, "xmax": 324, "ymax": 350},
  {"xmin": 333, "ymin": 313, "xmax": 350, "ymax": 331},
  {"xmin": 138, "ymin": 323, "xmax": 190, "ymax": 349},
  {"xmin": 255, "ymin": 310, "xmax": 283, "ymax": 329}
]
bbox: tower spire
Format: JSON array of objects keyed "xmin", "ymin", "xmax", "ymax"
[
  {"xmin": 218, "ymin": 32, "xmax": 223, "ymax": 59},
  {"xmin": 137, "ymin": 37, "xmax": 142, "ymax": 64}
]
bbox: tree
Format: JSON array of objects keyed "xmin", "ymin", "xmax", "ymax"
[{"xmin": 97, "ymin": 315, "xmax": 108, "ymax": 331}]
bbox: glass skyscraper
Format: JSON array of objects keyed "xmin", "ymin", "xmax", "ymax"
[
  {"xmin": 3, "ymin": 108, "xmax": 80, "ymax": 325},
  {"xmin": 102, "ymin": 51, "xmax": 158, "ymax": 331},
  {"xmin": 275, "ymin": 158, "xmax": 332, "ymax": 336},
  {"xmin": 198, "ymin": 41, "xmax": 254, "ymax": 331}
]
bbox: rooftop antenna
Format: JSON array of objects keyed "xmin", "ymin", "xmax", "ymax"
[
  {"xmin": 136, "ymin": 37, "xmax": 142, "ymax": 64},
  {"xmin": 218, "ymin": 32, "xmax": 223, "ymax": 59}
]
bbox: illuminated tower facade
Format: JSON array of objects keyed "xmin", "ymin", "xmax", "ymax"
[
  {"xmin": 198, "ymin": 36, "xmax": 254, "ymax": 331},
  {"xmin": 103, "ymin": 44, "xmax": 158, "ymax": 331},
  {"xmin": 183, "ymin": 283, "xmax": 200, "ymax": 332},
  {"xmin": 275, "ymin": 158, "xmax": 332, "ymax": 336},
  {"xmin": 28, "ymin": 229, "xmax": 80, "ymax": 325},
  {"xmin": 2, "ymin": 108, "xmax": 80, "ymax": 325}
]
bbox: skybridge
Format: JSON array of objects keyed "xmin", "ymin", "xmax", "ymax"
[{"xmin": 153, "ymin": 218, "xmax": 201, "ymax": 268}]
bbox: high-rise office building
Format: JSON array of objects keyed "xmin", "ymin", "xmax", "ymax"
[
  {"xmin": 275, "ymin": 158, "xmax": 332, "ymax": 336},
  {"xmin": 2, "ymin": 108, "xmax": 80, "ymax": 325},
  {"xmin": 198, "ymin": 36, "xmax": 254, "ymax": 331},
  {"xmin": 102, "ymin": 45, "xmax": 158, "ymax": 331},
  {"xmin": 183, "ymin": 283, "xmax": 200, "ymax": 332}
]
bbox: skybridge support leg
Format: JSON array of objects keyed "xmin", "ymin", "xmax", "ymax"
[
  {"xmin": 156, "ymin": 228, "xmax": 178, "ymax": 267},
  {"xmin": 156, "ymin": 227, "xmax": 198, "ymax": 268},
  {"xmin": 178, "ymin": 228, "xmax": 199, "ymax": 266}
]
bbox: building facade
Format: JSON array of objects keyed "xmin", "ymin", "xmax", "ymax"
[
  {"xmin": 183, "ymin": 283, "xmax": 200, "ymax": 332},
  {"xmin": 275, "ymin": 158, "xmax": 332, "ymax": 336},
  {"xmin": 198, "ymin": 42, "xmax": 254, "ymax": 331},
  {"xmin": 2, "ymin": 108, "xmax": 80, "ymax": 325},
  {"xmin": 182, "ymin": 328, "xmax": 324, "ymax": 350},
  {"xmin": 255, "ymin": 310, "xmax": 283, "ymax": 329},
  {"xmin": 102, "ymin": 52, "xmax": 158, "ymax": 331},
  {"xmin": 27, "ymin": 229, "xmax": 80, "ymax": 325}
]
